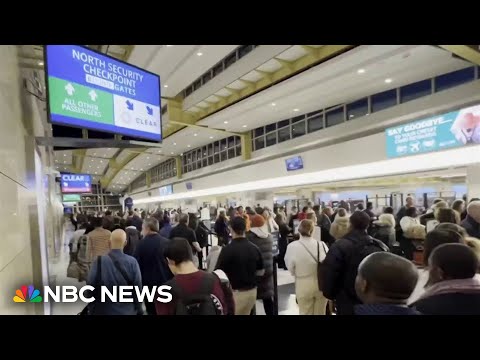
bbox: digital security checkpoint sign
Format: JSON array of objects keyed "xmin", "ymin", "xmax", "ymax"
[
  {"xmin": 61, "ymin": 173, "xmax": 92, "ymax": 194},
  {"xmin": 385, "ymin": 103, "xmax": 480, "ymax": 158},
  {"xmin": 45, "ymin": 45, "xmax": 162, "ymax": 142}
]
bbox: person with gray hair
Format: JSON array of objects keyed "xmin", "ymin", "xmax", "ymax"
[
  {"xmin": 134, "ymin": 217, "xmax": 172, "ymax": 315},
  {"xmin": 169, "ymin": 213, "xmax": 202, "ymax": 267}
]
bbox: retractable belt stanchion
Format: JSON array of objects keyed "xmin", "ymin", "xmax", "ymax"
[
  {"xmin": 273, "ymin": 255, "xmax": 279, "ymax": 315},
  {"xmin": 272, "ymin": 231, "xmax": 279, "ymax": 315}
]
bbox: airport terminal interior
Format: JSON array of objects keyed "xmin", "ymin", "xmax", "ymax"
[{"xmin": 4, "ymin": 44, "xmax": 480, "ymax": 315}]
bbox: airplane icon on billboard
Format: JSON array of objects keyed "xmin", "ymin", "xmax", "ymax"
[{"xmin": 410, "ymin": 142, "xmax": 420, "ymax": 152}]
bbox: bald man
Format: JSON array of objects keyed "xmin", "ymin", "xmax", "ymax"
[
  {"xmin": 86, "ymin": 229, "xmax": 144, "ymax": 315},
  {"xmin": 354, "ymin": 252, "xmax": 420, "ymax": 315}
]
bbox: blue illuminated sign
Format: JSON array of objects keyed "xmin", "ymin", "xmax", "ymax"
[
  {"xmin": 386, "ymin": 104, "xmax": 480, "ymax": 158},
  {"xmin": 45, "ymin": 45, "xmax": 162, "ymax": 142},
  {"xmin": 61, "ymin": 173, "xmax": 92, "ymax": 193},
  {"xmin": 285, "ymin": 156, "xmax": 304, "ymax": 171}
]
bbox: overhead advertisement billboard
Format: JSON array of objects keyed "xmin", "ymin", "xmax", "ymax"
[
  {"xmin": 45, "ymin": 45, "xmax": 162, "ymax": 142},
  {"xmin": 159, "ymin": 185, "xmax": 173, "ymax": 196},
  {"xmin": 385, "ymin": 104, "xmax": 480, "ymax": 158},
  {"xmin": 285, "ymin": 156, "xmax": 304, "ymax": 171},
  {"xmin": 61, "ymin": 173, "xmax": 92, "ymax": 194}
]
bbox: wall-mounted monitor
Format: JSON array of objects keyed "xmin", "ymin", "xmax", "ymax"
[
  {"xmin": 61, "ymin": 173, "xmax": 92, "ymax": 194},
  {"xmin": 186, "ymin": 182, "xmax": 193, "ymax": 190},
  {"xmin": 285, "ymin": 156, "xmax": 304, "ymax": 171},
  {"xmin": 62, "ymin": 194, "xmax": 81, "ymax": 203},
  {"xmin": 45, "ymin": 45, "xmax": 162, "ymax": 142},
  {"xmin": 159, "ymin": 184, "xmax": 173, "ymax": 196}
]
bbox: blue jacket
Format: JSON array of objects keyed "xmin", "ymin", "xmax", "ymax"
[
  {"xmin": 159, "ymin": 223, "xmax": 172, "ymax": 238},
  {"xmin": 355, "ymin": 304, "xmax": 421, "ymax": 315},
  {"xmin": 87, "ymin": 249, "xmax": 143, "ymax": 315},
  {"xmin": 134, "ymin": 233, "xmax": 173, "ymax": 287}
]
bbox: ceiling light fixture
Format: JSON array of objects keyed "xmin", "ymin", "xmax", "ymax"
[
  {"xmin": 187, "ymin": 145, "xmax": 191, "ymax": 148},
  {"xmin": 209, "ymin": 136, "xmax": 214, "ymax": 139},
  {"xmin": 171, "ymin": 152, "xmax": 174, "ymax": 155},
  {"xmin": 224, "ymin": 121, "xmax": 228, "ymax": 124},
  {"xmin": 385, "ymin": 78, "xmax": 393, "ymax": 84},
  {"xmin": 64, "ymin": 154, "xmax": 66, "ymax": 157},
  {"xmin": 38, "ymin": 61, "xmax": 44, "ymax": 66},
  {"xmin": 173, "ymin": 142, "xmax": 177, "ymax": 145},
  {"xmin": 164, "ymin": 84, "xmax": 168, "ymax": 88},
  {"xmin": 166, "ymin": 45, "xmax": 173, "ymax": 47},
  {"xmin": 271, "ymin": 102, "xmax": 276, "ymax": 106},
  {"xmin": 293, "ymin": 108, "xmax": 300, "ymax": 112},
  {"xmin": 242, "ymin": 125, "xmax": 247, "ymax": 128},
  {"xmin": 357, "ymin": 68, "xmax": 365, "ymax": 74},
  {"xmin": 197, "ymin": 52, "xmax": 203, "ymax": 56},
  {"xmin": 194, "ymin": 133, "xmax": 198, "ymax": 137}
]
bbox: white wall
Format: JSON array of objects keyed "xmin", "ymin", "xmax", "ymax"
[{"xmin": 0, "ymin": 47, "xmax": 52, "ymax": 314}]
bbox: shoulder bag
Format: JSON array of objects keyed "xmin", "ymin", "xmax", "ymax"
[{"xmin": 298, "ymin": 240, "xmax": 328, "ymax": 291}]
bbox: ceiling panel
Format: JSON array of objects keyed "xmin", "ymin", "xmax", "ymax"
[
  {"xmin": 275, "ymin": 45, "xmax": 308, "ymax": 62},
  {"xmin": 86, "ymin": 147, "xmax": 118, "ymax": 158},
  {"xmin": 257, "ymin": 59, "xmax": 283, "ymax": 73}
]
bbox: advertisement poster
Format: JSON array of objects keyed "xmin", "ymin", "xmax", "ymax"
[
  {"xmin": 45, "ymin": 45, "xmax": 161, "ymax": 142},
  {"xmin": 159, "ymin": 185, "xmax": 174, "ymax": 197},
  {"xmin": 385, "ymin": 104, "xmax": 480, "ymax": 158}
]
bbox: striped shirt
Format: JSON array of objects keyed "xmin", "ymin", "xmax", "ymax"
[{"xmin": 88, "ymin": 228, "xmax": 111, "ymax": 261}]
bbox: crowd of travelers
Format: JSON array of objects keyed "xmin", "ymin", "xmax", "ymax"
[{"xmin": 65, "ymin": 195, "xmax": 480, "ymax": 315}]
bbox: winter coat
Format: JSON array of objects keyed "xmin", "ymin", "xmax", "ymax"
[
  {"xmin": 330, "ymin": 216, "xmax": 350, "ymax": 240},
  {"xmin": 124, "ymin": 226, "xmax": 140, "ymax": 256},
  {"xmin": 247, "ymin": 228, "xmax": 274, "ymax": 299},
  {"xmin": 462, "ymin": 215, "xmax": 480, "ymax": 239}
]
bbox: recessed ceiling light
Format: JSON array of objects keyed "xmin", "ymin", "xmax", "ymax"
[
  {"xmin": 63, "ymin": 154, "xmax": 66, "ymax": 157},
  {"xmin": 55, "ymin": 159, "xmax": 58, "ymax": 163},
  {"xmin": 158, "ymin": 149, "xmax": 162, "ymax": 152},
  {"xmin": 64, "ymin": 161, "xmax": 67, "ymax": 164},
  {"xmin": 146, "ymin": 156, "xmax": 150, "ymax": 159},
  {"xmin": 173, "ymin": 142, "xmax": 176, "ymax": 145},
  {"xmin": 93, "ymin": 153, "xmax": 96, "ymax": 156},
  {"xmin": 350, "ymin": 114, "xmax": 355, "ymax": 118},
  {"xmin": 100, "ymin": 160, "xmax": 103, "ymax": 163},
  {"xmin": 223, "ymin": 121, "xmax": 228, "ymax": 124},
  {"xmin": 293, "ymin": 108, "xmax": 300, "ymax": 112},
  {"xmin": 171, "ymin": 152, "xmax": 174, "ymax": 155},
  {"xmin": 197, "ymin": 52, "xmax": 203, "ymax": 56},
  {"xmin": 357, "ymin": 69, "xmax": 365, "ymax": 74},
  {"xmin": 271, "ymin": 102, "xmax": 276, "ymax": 106},
  {"xmin": 209, "ymin": 136, "xmax": 214, "ymax": 139},
  {"xmin": 166, "ymin": 45, "xmax": 173, "ymax": 47},
  {"xmin": 38, "ymin": 61, "xmax": 44, "ymax": 66},
  {"xmin": 194, "ymin": 133, "xmax": 198, "ymax": 136},
  {"xmin": 187, "ymin": 145, "xmax": 191, "ymax": 148},
  {"xmin": 385, "ymin": 78, "xmax": 393, "ymax": 84},
  {"xmin": 95, "ymin": 172, "xmax": 98, "ymax": 174},
  {"xmin": 164, "ymin": 84, "xmax": 168, "ymax": 88},
  {"xmin": 140, "ymin": 168, "xmax": 143, "ymax": 171},
  {"xmin": 148, "ymin": 163, "xmax": 151, "ymax": 166},
  {"xmin": 91, "ymin": 159, "xmax": 93, "ymax": 162},
  {"xmin": 242, "ymin": 125, "xmax": 247, "ymax": 128},
  {"xmin": 366, "ymin": 113, "xmax": 370, "ymax": 116}
]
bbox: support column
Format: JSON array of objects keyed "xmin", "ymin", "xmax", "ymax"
[
  {"xmin": 146, "ymin": 171, "xmax": 151, "ymax": 188},
  {"xmin": 176, "ymin": 156, "xmax": 182, "ymax": 179},
  {"xmin": 467, "ymin": 165, "xmax": 480, "ymax": 200},
  {"xmin": 241, "ymin": 131, "xmax": 252, "ymax": 161}
]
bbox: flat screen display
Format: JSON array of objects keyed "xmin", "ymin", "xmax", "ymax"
[
  {"xmin": 61, "ymin": 173, "xmax": 92, "ymax": 194},
  {"xmin": 159, "ymin": 184, "xmax": 173, "ymax": 196},
  {"xmin": 285, "ymin": 156, "xmax": 304, "ymax": 171},
  {"xmin": 62, "ymin": 194, "xmax": 81, "ymax": 202},
  {"xmin": 45, "ymin": 45, "xmax": 162, "ymax": 142},
  {"xmin": 186, "ymin": 182, "xmax": 193, "ymax": 190}
]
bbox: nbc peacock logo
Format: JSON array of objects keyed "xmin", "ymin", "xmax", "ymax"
[{"xmin": 13, "ymin": 285, "xmax": 43, "ymax": 303}]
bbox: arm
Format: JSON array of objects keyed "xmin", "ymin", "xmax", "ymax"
[
  {"xmin": 255, "ymin": 247, "xmax": 265, "ymax": 276},
  {"xmin": 132, "ymin": 260, "xmax": 144, "ymax": 315},
  {"xmin": 214, "ymin": 247, "xmax": 227, "ymax": 271},
  {"xmin": 322, "ymin": 242, "xmax": 347, "ymax": 300},
  {"xmin": 284, "ymin": 243, "xmax": 295, "ymax": 277}
]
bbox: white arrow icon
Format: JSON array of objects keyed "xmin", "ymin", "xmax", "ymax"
[
  {"xmin": 88, "ymin": 90, "xmax": 98, "ymax": 101},
  {"xmin": 65, "ymin": 83, "xmax": 75, "ymax": 96}
]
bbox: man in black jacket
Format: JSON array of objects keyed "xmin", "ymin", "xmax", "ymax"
[
  {"xmin": 134, "ymin": 217, "xmax": 173, "ymax": 315},
  {"xmin": 322, "ymin": 211, "xmax": 389, "ymax": 315},
  {"xmin": 169, "ymin": 213, "xmax": 202, "ymax": 267},
  {"xmin": 412, "ymin": 243, "xmax": 480, "ymax": 315}
]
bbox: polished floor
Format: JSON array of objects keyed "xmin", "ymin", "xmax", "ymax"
[{"xmin": 50, "ymin": 228, "xmax": 299, "ymax": 315}]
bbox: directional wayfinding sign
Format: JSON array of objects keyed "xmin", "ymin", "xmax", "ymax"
[
  {"xmin": 45, "ymin": 45, "xmax": 162, "ymax": 142},
  {"xmin": 61, "ymin": 173, "xmax": 92, "ymax": 194}
]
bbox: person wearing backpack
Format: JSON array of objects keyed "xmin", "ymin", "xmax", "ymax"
[
  {"xmin": 86, "ymin": 229, "xmax": 143, "ymax": 315},
  {"xmin": 156, "ymin": 238, "xmax": 229, "ymax": 315},
  {"xmin": 124, "ymin": 218, "xmax": 141, "ymax": 256},
  {"xmin": 322, "ymin": 211, "xmax": 389, "ymax": 315}
]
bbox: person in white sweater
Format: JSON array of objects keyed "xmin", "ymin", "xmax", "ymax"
[{"xmin": 285, "ymin": 219, "xmax": 329, "ymax": 315}]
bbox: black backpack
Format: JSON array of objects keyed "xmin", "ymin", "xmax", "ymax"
[
  {"xmin": 168, "ymin": 272, "xmax": 223, "ymax": 315},
  {"xmin": 195, "ymin": 223, "xmax": 209, "ymax": 248},
  {"xmin": 344, "ymin": 235, "xmax": 389, "ymax": 299}
]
